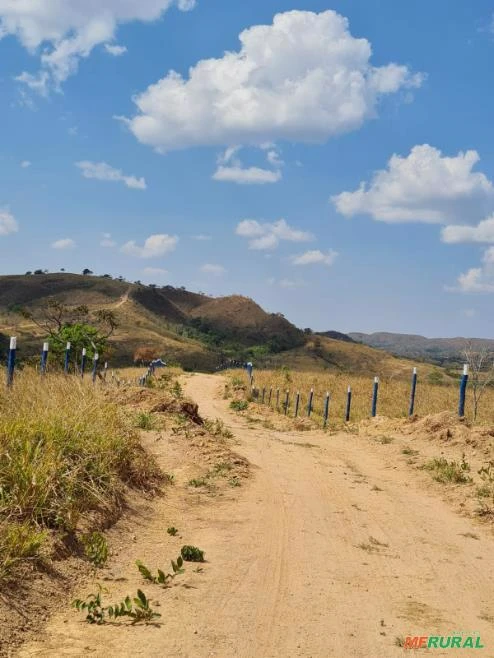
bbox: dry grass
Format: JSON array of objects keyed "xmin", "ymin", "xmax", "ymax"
[
  {"xmin": 0, "ymin": 368, "xmax": 161, "ymax": 581},
  {"xmin": 235, "ymin": 368, "xmax": 494, "ymax": 426}
]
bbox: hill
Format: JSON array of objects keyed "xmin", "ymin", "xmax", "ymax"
[
  {"xmin": 0, "ymin": 273, "xmax": 455, "ymax": 377},
  {"xmin": 0, "ymin": 273, "xmax": 305, "ymax": 370},
  {"xmin": 349, "ymin": 331, "xmax": 494, "ymax": 366}
]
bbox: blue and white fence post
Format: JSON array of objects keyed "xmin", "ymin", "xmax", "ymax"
[
  {"xmin": 81, "ymin": 348, "xmax": 87, "ymax": 378},
  {"xmin": 92, "ymin": 352, "xmax": 99, "ymax": 383},
  {"xmin": 408, "ymin": 367, "xmax": 418, "ymax": 417},
  {"xmin": 64, "ymin": 342, "xmax": 71, "ymax": 374},
  {"xmin": 6, "ymin": 337, "xmax": 16, "ymax": 387},
  {"xmin": 40, "ymin": 342, "xmax": 49, "ymax": 375},
  {"xmin": 345, "ymin": 386, "xmax": 352, "ymax": 422},
  {"xmin": 307, "ymin": 388, "xmax": 314, "ymax": 417},
  {"xmin": 371, "ymin": 377, "xmax": 379, "ymax": 417},
  {"xmin": 294, "ymin": 391, "xmax": 300, "ymax": 418},
  {"xmin": 323, "ymin": 392, "xmax": 330, "ymax": 428},
  {"xmin": 246, "ymin": 362, "xmax": 253, "ymax": 385},
  {"xmin": 458, "ymin": 364, "xmax": 469, "ymax": 417}
]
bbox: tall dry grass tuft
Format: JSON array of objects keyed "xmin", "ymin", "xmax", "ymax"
[
  {"xmin": 238, "ymin": 368, "xmax": 494, "ymax": 426},
  {"xmin": 0, "ymin": 369, "xmax": 161, "ymax": 581}
]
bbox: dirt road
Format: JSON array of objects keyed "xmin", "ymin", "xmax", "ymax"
[{"xmin": 18, "ymin": 374, "xmax": 494, "ymax": 657}]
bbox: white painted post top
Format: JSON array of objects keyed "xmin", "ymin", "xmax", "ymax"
[
  {"xmin": 463, "ymin": 364, "xmax": 469, "ymax": 376},
  {"xmin": 43, "ymin": 342, "xmax": 49, "ymax": 352},
  {"xmin": 94, "ymin": 353, "xmax": 99, "ymax": 360},
  {"xmin": 66, "ymin": 342, "xmax": 71, "ymax": 350},
  {"xmin": 374, "ymin": 376, "xmax": 379, "ymax": 383},
  {"xmin": 10, "ymin": 337, "xmax": 17, "ymax": 349},
  {"xmin": 82, "ymin": 348, "xmax": 87, "ymax": 356},
  {"xmin": 348, "ymin": 386, "xmax": 352, "ymax": 393},
  {"xmin": 104, "ymin": 362, "xmax": 108, "ymax": 368},
  {"xmin": 413, "ymin": 367, "xmax": 417, "ymax": 375}
]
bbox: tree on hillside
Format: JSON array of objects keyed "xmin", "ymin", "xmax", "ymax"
[
  {"xmin": 82, "ymin": 268, "xmax": 93, "ymax": 276},
  {"xmin": 17, "ymin": 299, "xmax": 117, "ymax": 360},
  {"xmin": 463, "ymin": 342, "xmax": 494, "ymax": 421}
]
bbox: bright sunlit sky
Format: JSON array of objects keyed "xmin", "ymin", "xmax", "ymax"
[{"xmin": 1, "ymin": 0, "xmax": 494, "ymax": 337}]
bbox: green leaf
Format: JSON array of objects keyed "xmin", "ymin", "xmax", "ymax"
[{"xmin": 137, "ymin": 589, "xmax": 147, "ymax": 607}]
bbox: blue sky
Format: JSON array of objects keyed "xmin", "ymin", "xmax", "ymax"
[{"xmin": 1, "ymin": 0, "xmax": 494, "ymax": 337}]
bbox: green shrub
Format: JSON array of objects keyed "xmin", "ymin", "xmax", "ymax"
[
  {"xmin": 229, "ymin": 400, "xmax": 249, "ymax": 412},
  {"xmin": 181, "ymin": 545, "xmax": 205, "ymax": 562}
]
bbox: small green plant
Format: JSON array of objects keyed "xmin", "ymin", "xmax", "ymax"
[
  {"xmin": 167, "ymin": 526, "xmax": 179, "ymax": 536},
  {"xmin": 82, "ymin": 531, "xmax": 108, "ymax": 568},
  {"xmin": 230, "ymin": 399, "xmax": 248, "ymax": 412},
  {"xmin": 188, "ymin": 477, "xmax": 208, "ymax": 488},
  {"xmin": 171, "ymin": 381, "xmax": 183, "ymax": 399},
  {"xmin": 422, "ymin": 455, "xmax": 472, "ymax": 484},
  {"xmin": 204, "ymin": 418, "xmax": 234, "ymax": 439},
  {"xmin": 181, "ymin": 545, "xmax": 205, "ymax": 562},
  {"xmin": 402, "ymin": 446, "xmax": 419, "ymax": 456},
  {"xmin": 136, "ymin": 556, "xmax": 184, "ymax": 586},
  {"xmin": 231, "ymin": 376, "xmax": 245, "ymax": 388},
  {"xmin": 73, "ymin": 586, "xmax": 160, "ymax": 624},
  {"xmin": 0, "ymin": 522, "xmax": 46, "ymax": 580},
  {"xmin": 378, "ymin": 435, "xmax": 393, "ymax": 445},
  {"xmin": 135, "ymin": 412, "xmax": 155, "ymax": 430},
  {"xmin": 228, "ymin": 476, "xmax": 241, "ymax": 487}
]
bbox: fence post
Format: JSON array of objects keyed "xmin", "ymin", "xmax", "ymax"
[
  {"xmin": 6, "ymin": 337, "xmax": 16, "ymax": 387},
  {"xmin": 345, "ymin": 386, "xmax": 352, "ymax": 422},
  {"xmin": 104, "ymin": 362, "xmax": 108, "ymax": 381},
  {"xmin": 276, "ymin": 388, "xmax": 280, "ymax": 411},
  {"xmin": 92, "ymin": 353, "xmax": 99, "ymax": 383},
  {"xmin": 408, "ymin": 367, "xmax": 418, "ymax": 416},
  {"xmin": 268, "ymin": 387, "xmax": 272, "ymax": 406},
  {"xmin": 81, "ymin": 348, "xmax": 87, "ymax": 378},
  {"xmin": 40, "ymin": 342, "xmax": 49, "ymax": 375},
  {"xmin": 294, "ymin": 392, "xmax": 300, "ymax": 417},
  {"xmin": 458, "ymin": 364, "xmax": 469, "ymax": 417},
  {"xmin": 284, "ymin": 390, "xmax": 289, "ymax": 415},
  {"xmin": 64, "ymin": 342, "xmax": 71, "ymax": 374},
  {"xmin": 371, "ymin": 377, "xmax": 379, "ymax": 417},
  {"xmin": 262, "ymin": 387, "xmax": 266, "ymax": 404},
  {"xmin": 323, "ymin": 392, "xmax": 330, "ymax": 428},
  {"xmin": 307, "ymin": 388, "xmax": 314, "ymax": 417}
]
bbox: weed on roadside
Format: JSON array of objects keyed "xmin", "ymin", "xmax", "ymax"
[
  {"xmin": 73, "ymin": 585, "xmax": 160, "ymax": 625},
  {"xmin": 422, "ymin": 455, "xmax": 472, "ymax": 484},
  {"xmin": 82, "ymin": 532, "xmax": 109, "ymax": 568},
  {"xmin": 230, "ymin": 400, "xmax": 249, "ymax": 412},
  {"xmin": 181, "ymin": 545, "xmax": 205, "ymax": 562}
]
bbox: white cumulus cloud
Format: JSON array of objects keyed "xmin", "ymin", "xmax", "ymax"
[
  {"xmin": 213, "ymin": 165, "xmax": 281, "ymax": 185},
  {"xmin": 104, "ymin": 43, "xmax": 127, "ymax": 56},
  {"xmin": 76, "ymin": 161, "xmax": 146, "ymax": 190},
  {"xmin": 291, "ymin": 249, "xmax": 338, "ymax": 266},
  {"xmin": 236, "ymin": 219, "xmax": 313, "ymax": 251},
  {"xmin": 20, "ymin": 160, "xmax": 31, "ymax": 168},
  {"xmin": 451, "ymin": 247, "xmax": 494, "ymax": 293},
  {"xmin": 332, "ymin": 145, "xmax": 494, "ymax": 224},
  {"xmin": 52, "ymin": 238, "xmax": 75, "ymax": 249},
  {"xmin": 0, "ymin": 210, "xmax": 18, "ymax": 236},
  {"xmin": 441, "ymin": 214, "xmax": 494, "ymax": 244},
  {"xmin": 121, "ymin": 234, "xmax": 178, "ymax": 259},
  {"xmin": 201, "ymin": 263, "xmax": 226, "ymax": 276},
  {"xmin": 122, "ymin": 10, "xmax": 423, "ymax": 153},
  {"xmin": 1, "ymin": 0, "xmax": 196, "ymax": 93}
]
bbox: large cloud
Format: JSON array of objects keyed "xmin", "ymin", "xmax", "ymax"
[
  {"xmin": 0, "ymin": 0, "xmax": 195, "ymax": 92},
  {"xmin": 332, "ymin": 145, "xmax": 494, "ymax": 224},
  {"xmin": 0, "ymin": 210, "xmax": 18, "ymax": 236},
  {"xmin": 122, "ymin": 10, "xmax": 423, "ymax": 152},
  {"xmin": 121, "ymin": 234, "xmax": 178, "ymax": 258}
]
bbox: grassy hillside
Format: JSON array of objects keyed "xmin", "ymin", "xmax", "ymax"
[{"xmin": 0, "ymin": 273, "xmax": 455, "ymax": 377}]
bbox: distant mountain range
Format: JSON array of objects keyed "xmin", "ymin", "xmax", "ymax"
[{"xmin": 348, "ymin": 332, "xmax": 494, "ymax": 365}]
